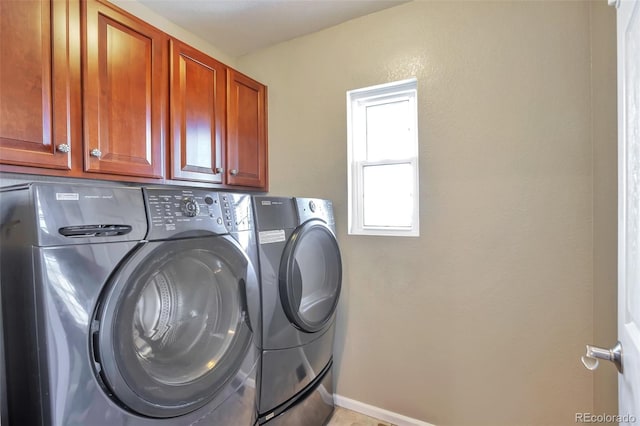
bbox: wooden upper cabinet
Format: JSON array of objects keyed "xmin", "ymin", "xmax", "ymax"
[
  {"xmin": 0, "ymin": 0, "xmax": 267, "ymax": 189},
  {"xmin": 83, "ymin": 0, "xmax": 167, "ymax": 179},
  {"xmin": 0, "ymin": 0, "xmax": 80, "ymax": 170},
  {"xmin": 226, "ymin": 69, "xmax": 268, "ymax": 189},
  {"xmin": 170, "ymin": 40, "xmax": 226, "ymax": 184}
]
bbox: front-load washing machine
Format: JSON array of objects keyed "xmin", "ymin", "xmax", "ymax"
[
  {"xmin": 0, "ymin": 182, "xmax": 260, "ymax": 425},
  {"xmin": 253, "ymin": 196, "xmax": 342, "ymax": 425}
]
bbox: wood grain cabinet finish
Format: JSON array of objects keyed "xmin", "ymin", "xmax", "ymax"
[
  {"xmin": 83, "ymin": 0, "xmax": 167, "ymax": 179},
  {"xmin": 0, "ymin": 0, "xmax": 81, "ymax": 171},
  {"xmin": 226, "ymin": 69, "xmax": 268, "ymax": 189},
  {"xmin": 169, "ymin": 40, "xmax": 226, "ymax": 184},
  {"xmin": 1, "ymin": 0, "xmax": 268, "ymax": 190}
]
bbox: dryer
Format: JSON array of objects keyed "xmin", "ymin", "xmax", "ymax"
[
  {"xmin": 253, "ymin": 196, "xmax": 342, "ymax": 425},
  {"xmin": 0, "ymin": 183, "xmax": 260, "ymax": 425}
]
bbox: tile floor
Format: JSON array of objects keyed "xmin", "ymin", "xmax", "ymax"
[{"xmin": 326, "ymin": 407, "xmax": 395, "ymax": 426}]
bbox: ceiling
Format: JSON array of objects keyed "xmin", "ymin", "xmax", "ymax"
[{"xmin": 136, "ymin": 0, "xmax": 410, "ymax": 57}]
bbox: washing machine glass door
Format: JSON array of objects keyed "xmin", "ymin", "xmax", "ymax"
[
  {"xmin": 279, "ymin": 219, "xmax": 342, "ymax": 333},
  {"xmin": 93, "ymin": 236, "xmax": 256, "ymax": 418}
]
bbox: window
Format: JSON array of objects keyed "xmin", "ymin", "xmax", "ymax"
[{"xmin": 347, "ymin": 78, "xmax": 419, "ymax": 237}]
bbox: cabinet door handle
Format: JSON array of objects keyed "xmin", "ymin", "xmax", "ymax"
[
  {"xmin": 215, "ymin": 167, "xmax": 224, "ymax": 174},
  {"xmin": 230, "ymin": 169, "xmax": 238, "ymax": 176},
  {"xmin": 90, "ymin": 148, "xmax": 102, "ymax": 158},
  {"xmin": 56, "ymin": 144, "xmax": 70, "ymax": 154}
]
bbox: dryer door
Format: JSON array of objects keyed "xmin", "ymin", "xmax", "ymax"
[
  {"xmin": 279, "ymin": 219, "xmax": 342, "ymax": 333},
  {"xmin": 92, "ymin": 236, "xmax": 257, "ymax": 418}
]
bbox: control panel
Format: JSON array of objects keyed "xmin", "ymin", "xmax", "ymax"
[
  {"xmin": 295, "ymin": 197, "xmax": 335, "ymax": 226},
  {"xmin": 144, "ymin": 188, "xmax": 252, "ymax": 241}
]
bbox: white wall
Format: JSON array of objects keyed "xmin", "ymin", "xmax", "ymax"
[
  {"xmin": 109, "ymin": 0, "xmax": 237, "ymax": 66},
  {"xmin": 237, "ymin": 1, "xmax": 610, "ymax": 424},
  {"xmin": 589, "ymin": 0, "xmax": 618, "ymax": 415}
]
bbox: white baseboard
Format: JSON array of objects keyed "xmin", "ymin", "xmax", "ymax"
[{"xmin": 334, "ymin": 395, "xmax": 436, "ymax": 426}]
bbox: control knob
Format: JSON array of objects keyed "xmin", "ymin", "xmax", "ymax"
[{"xmin": 181, "ymin": 197, "xmax": 200, "ymax": 217}]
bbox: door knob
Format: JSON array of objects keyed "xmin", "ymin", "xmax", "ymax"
[
  {"xmin": 230, "ymin": 169, "xmax": 238, "ymax": 176},
  {"xmin": 215, "ymin": 167, "xmax": 224, "ymax": 174},
  {"xmin": 90, "ymin": 148, "xmax": 102, "ymax": 158},
  {"xmin": 581, "ymin": 341, "xmax": 622, "ymax": 373}
]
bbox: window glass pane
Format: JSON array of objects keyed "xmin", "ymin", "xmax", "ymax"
[
  {"xmin": 363, "ymin": 163, "xmax": 413, "ymax": 227},
  {"xmin": 347, "ymin": 78, "xmax": 419, "ymax": 236},
  {"xmin": 365, "ymin": 100, "xmax": 411, "ymax": 161}
]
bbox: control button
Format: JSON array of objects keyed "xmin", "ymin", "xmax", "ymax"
[
  {"xmin": 217, "ymin": 217, "xmax": 223, "ymax": 225},
  {"xmin": 309, "ymin": 200, "xmax": 316, "ymax": 212},
  {"xmin": 205, "ymin": 196, "xmax": 214, "ymax": 205},
  {"xmin": 181, "ymin": 197, "xmax": 200, "ymax": 217}
]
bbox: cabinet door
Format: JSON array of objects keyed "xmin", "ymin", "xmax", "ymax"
[
  {"xmin": 83, "ymin": 0, "xmax": 167, "ymax": 178},
  {"xmin": 0, "ymin": 0, "xmax": 80, "ymax": 170},
  {"xmin": 170, "ymin": 40, "xmax": 226, "ymax": 184},
  {"xmin": 226, "ymin": 69, "xmax": 268, "ymax": 189}
]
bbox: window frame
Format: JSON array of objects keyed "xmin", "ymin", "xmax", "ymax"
[{"xmin": 347, "ymin": 78, "xmax": 419, "ymax": 237}]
